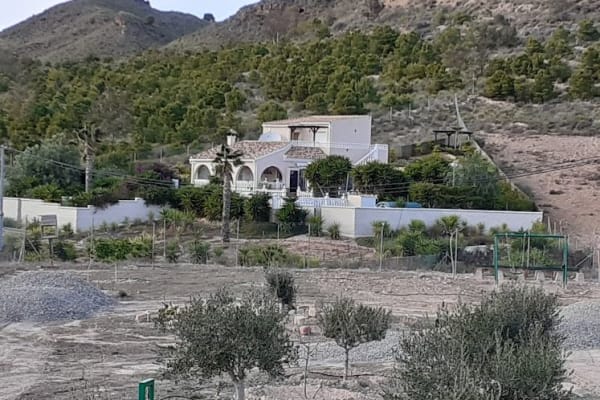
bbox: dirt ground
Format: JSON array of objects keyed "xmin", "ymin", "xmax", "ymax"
[
  {"xmin": 482, "ymin": 133, "xmax": 600, "ymax": 250},
  {"xmin": 2, "ymin": 262, "xmax": 600, "ymax": 400}
]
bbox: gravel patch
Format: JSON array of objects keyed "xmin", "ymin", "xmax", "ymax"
[
  {"xmin": 299, "ymin": 329, "xmax": 401, "ymax": 365},
  {"xmin": 559, "ymin": 302, "xmax": 600, "ymax": 350},
  {"xmin": 0, "ymin": 271, "xmax": 114, "ymax": 323}
]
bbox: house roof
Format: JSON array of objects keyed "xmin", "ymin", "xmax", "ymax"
[
  {"xmin": 192, "ymin": 141, "xmax": 288, "ymax": 160},
  {"xmin": 285, "ymin": 146, "xmax": 326, "ymax": 160},
  {"xmin": 263, "ymin": 115, "xmax": 369, "ymax": 127}
]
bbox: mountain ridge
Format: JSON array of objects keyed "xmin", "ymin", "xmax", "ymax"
[
  {"xmin": 0, "ymin": 0, "xmax": 207, "ymax": 62},
  {"xmin": 169, "ymin": 0, "xmax": 600, "ymax": 51}
]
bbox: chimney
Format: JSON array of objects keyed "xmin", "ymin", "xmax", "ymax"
[{"xmin": 226, "ymin": 134, "xmax": 237, "ymax": 147}]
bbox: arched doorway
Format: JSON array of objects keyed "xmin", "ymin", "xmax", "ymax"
[
  {"xmin": 196, "ymin": 165, "xmax": 211, "ymax": 180},
  {"xmin": 236, "ymin": 166, "xmax": 254, "ymax": 182},
  {"xmin": 260, "ymin": 166, "xmax": 283, "ymax": 189}
]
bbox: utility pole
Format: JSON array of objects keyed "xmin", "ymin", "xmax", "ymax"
[
  {"xmin": 163, "ymin": 218, "xmax": 167, "ymax": 259},
  {"xmin": 0, "ymin": 145, "xmax": 5, "ymax": 251},
  {"xmin": 151, "ymin": 220, "xmax": 156, "ymax": 268},
  {"xmin": 235, "ymin": 219, "xmax": 240, "ymax": 267},
  {"xmin": 379, "ymin": 224, "xmax": 384, "ymax": 271}
]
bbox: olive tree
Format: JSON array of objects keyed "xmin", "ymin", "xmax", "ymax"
[
  {"xmin": 155, "ymin": 288, "xmax": 295, "ymax": 400},
  {"xmin": 384, "ymin": 285, "xmax": 570, "ymax": 400},
  {"xmin": 318, "ymin": 297, "xmax": 391, "ymax": 380}
]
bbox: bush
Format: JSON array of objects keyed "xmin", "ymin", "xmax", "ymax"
[
  {"xmin": 276, "ymin": 198, "xmax": 307, "ymax": 233},
  {"xmin": 243, "ymin": 193, "xmax": 271, "ymax": 223},
  {"xmin": 52, "ymin": 240, "xmax": 78, "ymax": 261},
  {"xmin": 27, "ymin": 184, "xmax": 64, "ymax": 203},
  {"xmin": 384, "ymin": 285, "xmax": 570, "ymax": 400},
  {"xmin": 129, "ymin": 235, "xmax": 153, "ymax": 259},
  {"xmin": 93, "ymin": 238, "xmax": 131, "ymax": 262},
  {"xmin": 372, "ymin": 221, "xmax": 392, "ymax": 241},
  {"xmin": 190, "ymin": 240, "xmax": 211, "ymax": 264},
  {"xmin": 166, "ymin": 241, "xmax": 180, "ymax": 263},
  {"xmin": 265, "ymin": 269, "xmax": 297, "ymax": 310},
  {"xmin": 308, "ymin": 215, "xmax": 324, "ymax": 237},
  {"xmin": 239, "ymin": 244, "xmax": 290, "ymax": 267},
  {"xmin": 327, "ymin": 223, "xmax": 341, "ymax": 240}
]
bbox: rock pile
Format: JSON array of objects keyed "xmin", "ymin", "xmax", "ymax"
[
  {"xmin": 0, "ymin": 271, "xmax": 113, "ymax": 323},
  {"xmin": 559, "ymin": 301, "xmax": 600, "ymax": 350}
]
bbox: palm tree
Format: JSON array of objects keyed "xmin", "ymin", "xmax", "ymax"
[{"xmin": 213, "ymin": 144, "xmax": 243, "ymax": 243}]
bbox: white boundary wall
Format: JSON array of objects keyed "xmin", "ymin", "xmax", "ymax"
[
  {"xmin": 320, "ymin": 206, "xmax": 544, "ymax": 238},
  {"xmin": 4, "ymin": 197, "xmax": 162, "ymax": 233}
]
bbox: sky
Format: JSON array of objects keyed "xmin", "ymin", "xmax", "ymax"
[{"xmin": 0, "ymin": 0, "xmax": 255, "ymax": 31}]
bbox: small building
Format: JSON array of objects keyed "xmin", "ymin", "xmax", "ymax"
[{"xmin": 189, "ymin": 115, "xmax": 388, "ymax": 197}]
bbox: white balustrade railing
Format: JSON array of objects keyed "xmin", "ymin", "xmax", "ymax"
[{"xmin": 193, "ymin": 179, "xmax": 211, "ymax": 187}]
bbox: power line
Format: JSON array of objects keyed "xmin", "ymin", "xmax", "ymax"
[
  {"xmin": 352, "ymin": 155, "xmax": 600, "ymax": 195},
  {"xmin": 5, "ymin": 146, "xmax": 183, "ymax": 189},
  {"xmin": 5, "ymin": 145, "xmax": 600, "ymax": 196}
]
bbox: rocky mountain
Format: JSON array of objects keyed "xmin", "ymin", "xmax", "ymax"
[
  {"xmin": 169, "ymin": 0, "xmax": 600, "ymax": 51},
  {"xmin": 0, "ymin": 0, "xmax": 207, "ymax": 62}
]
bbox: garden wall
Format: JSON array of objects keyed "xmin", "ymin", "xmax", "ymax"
[
  {"xmin": 320, "ymin": 206, "xmax": 544, "ymax": 238},
  {"xmin": 4, "ymin": 197, "xmax": 162, "ymax": 233}
]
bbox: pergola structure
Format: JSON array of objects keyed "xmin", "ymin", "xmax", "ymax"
[
  {"xmin": 433, "ymin": 127, "xmax": 473, "ymax": 148},
  {"xmin": 289, "ymin": 124, "xmax": 327, "ymax": 146}
]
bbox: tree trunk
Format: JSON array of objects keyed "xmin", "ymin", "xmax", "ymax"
[
  {"xmin": 222, "ymin": 172, "xmax": 232, "ymax": 243},
  {"xmin": 344, "ymin": 348, "xmax": 350, "ymax": 381},
  {"xmin": 233, "ymin": 380, "xmax": 245, "ymax": 400}
]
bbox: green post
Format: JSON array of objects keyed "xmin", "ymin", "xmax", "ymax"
[
  {"xmin": 493, "ymin": 234, "xmax": 499, "ymax": 285},
  {"xmin": 563, "ymin": 236, "xmax": 569, "ymax": 288},
  {"xmin": 139, "ymin": 379, "xmax": 154, "ymax": 400}
]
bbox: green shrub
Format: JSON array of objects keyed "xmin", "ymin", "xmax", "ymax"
[
  {"xmin": 276, "ymin": 198, "xmax": 307, "ymax": 233},
  {"xmin": 327, "ymin": 223, "xmax": 341, "ymax": 240},
  {"xmin": 93, "ymin": 238, "xmax": 131, "ymax": 262},
  {"xmin": 70, "ymin": 191, "xmax": 93, "ymax": 207},
  {"xmin": 244, "ymin": 193, "xmax": 271, "ymax": 223},
  {"xmin": 166, "ymin": 241, "xmax": 180, "ymax": 263},
  {"xmin": 52, "ymin": 240, "xmax": 78, "ymax": 261},
  {"xmin": 239, "ymin": 244, "xmax": 309, "ymax": 267},
  {"xmin": 129, "ymin": 235, "xmax": 153, "ymax": 259},
  {"xmin": 265, "ymin": 269, "xmax": 297, "ymax": 310},
  {"xmin": 396, "ymin": 231, "xmax": 443, "ymax": 256},
  {"xmin": 308, "ymin": 215, "xmax": 324, "ymax": 237},
  {"xmin": 27, "ymin": 184, "xmax": 64, "ymax": 203},
  {"xmin": 384, "ymin": 285, "xmax": 569, "ymax": 400},
  {"xmin": 213, "ymin": 246, "xmax": 224, "ymax": 258},
  {"xmin": 372, "ymin": 221, "xmax": 392, "ymax": 241},
  {"xmin": 190, "ymin": 240, "xmax": 211, "ymax": 264},
  {"xmin": 60, "ymin": 223, "xmax": 74, "ymax": 238}
]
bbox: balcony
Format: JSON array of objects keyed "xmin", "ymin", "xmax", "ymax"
[
  {"xmin": 193, "ymin": 179, "xmax": 211, "ymax": 187},
  {"xmin": 290, "ymin": 140, "xmax": 373, "ymax": 151}
]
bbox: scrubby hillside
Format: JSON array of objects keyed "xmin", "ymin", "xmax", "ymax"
[
  {"xmin": 0, "ymin": 0, "xmax": 206, "ymax": 62},
  {"xmin": 169, "ymin": 0, "xmax": 600, "ymax": 51}
]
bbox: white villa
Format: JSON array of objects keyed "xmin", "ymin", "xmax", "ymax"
[{"xmin": 189, "ymin": 115, "xmax": 388, "ymax": 197}]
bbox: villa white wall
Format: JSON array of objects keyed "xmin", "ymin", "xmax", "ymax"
[
  {"xmin": 320, "ymin": 206, "xmax": 544, "ymax": 238},
  {"xmin": 4, "ymin": 197, "xmax": 162, "ymax": 233},
  {"xmin": 262, "ymin": 125, "xmax": 291, "ymax": 141},
  {"xmin": 329, "ymin": 117, "xmax": 372, "ymax": 146},
  {"xmin": 318, "ymin": 207, "xmax": 357, "ymax": 236},
  {"xmin": 256, "ymin": 146, "xmax": 294, "ymax": 187},
  {"xmin": 325, "ymin": 116, "xmax": 374, "ymax": 163}
]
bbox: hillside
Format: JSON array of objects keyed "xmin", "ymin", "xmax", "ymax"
[
  {"xmin": 169, "ymin": 0, "xmax": 600, "ymax": 51},
  {"xmin": 0, "ymin": 0, "xmax": 207, "ymax": 62}
]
